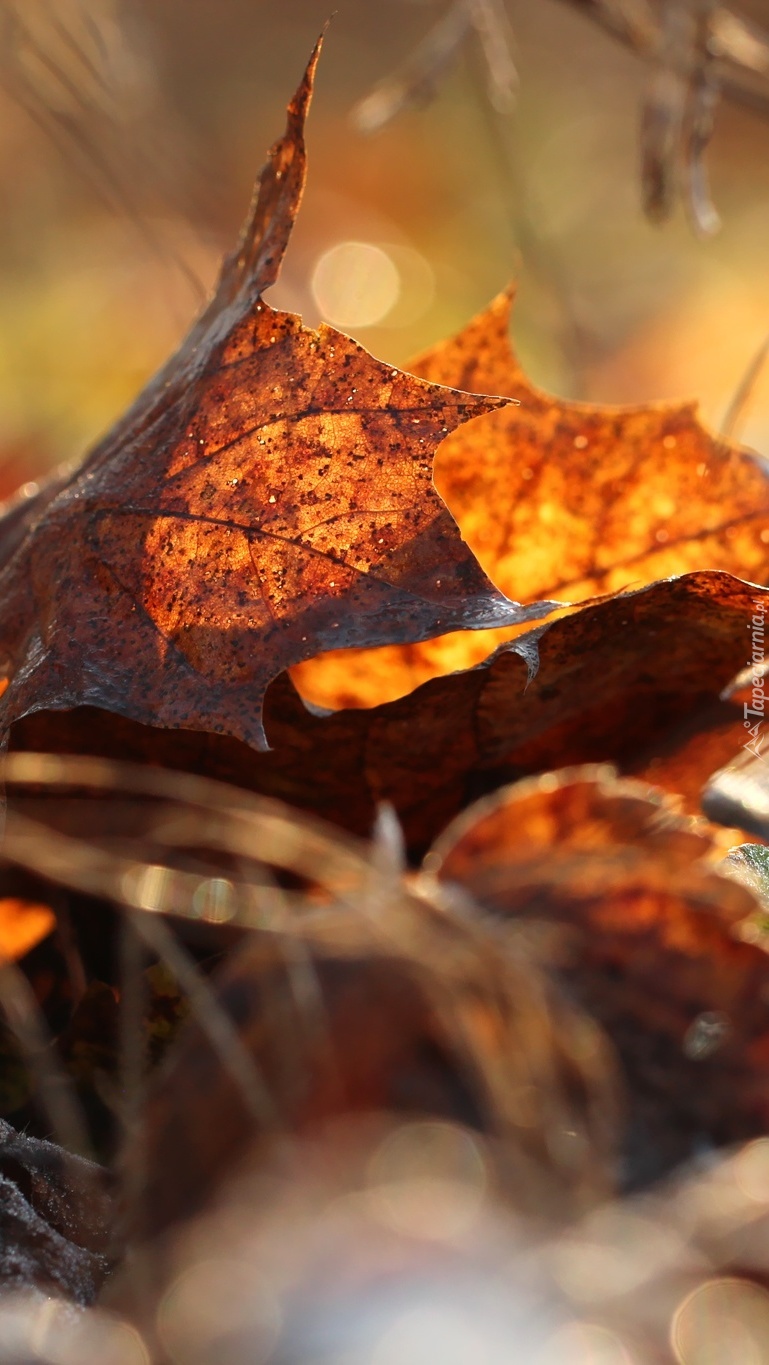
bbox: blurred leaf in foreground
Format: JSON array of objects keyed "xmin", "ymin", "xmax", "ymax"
[{"xmin": 426, "ymin": 764, "xmax": 769, "ymax": 1186}]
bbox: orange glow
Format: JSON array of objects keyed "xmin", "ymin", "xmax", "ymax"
[
  {"xmin": 294, "ymin": 289, "xmax": 769, "ymax": 712},
  {"xmin": 0, "ymin": 898, "xmax": 56, "ymax": 960}
]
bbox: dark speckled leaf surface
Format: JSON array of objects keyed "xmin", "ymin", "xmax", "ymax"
[{"xmin": 0, "ymin": 40, "xmax": 542, "ymax": 750}]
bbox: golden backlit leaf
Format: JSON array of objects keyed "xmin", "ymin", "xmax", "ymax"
[
  {"xmin": 424, "ymin": 764, "xmax": 714, "ymax": 887},
  {"xmin": 294, "ymin": 287, "xmax": 769, "ymax": 710},
  {"xmin": 423, "ymin": 287, "xmax": 769, "ymax": 602},
  {"xmin": 0, "ymin": 44, "xmax": 540, "ymax": 751},
  {"xmin": 426, "ymin": 766, "xmax": 769, "ymax": 1181}
]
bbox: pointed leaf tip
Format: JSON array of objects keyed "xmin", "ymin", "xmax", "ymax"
[{"xmin": 218, "ymin": 34, "xmax": 325, "ymax": 304}]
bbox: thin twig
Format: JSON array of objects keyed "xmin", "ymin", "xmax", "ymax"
[
  {"xmin": 127, "ymin": 911, "xmax": 280, "ymax": 1130},
  {"xmin": 461, "ymin": 36, "xmax": 592, "ymax": 394},
  {"xmin": 559, "ymin": 0, "xmax": 769, "ymax": 120},
  {"xmin": 355, "ymin": 0, "xmax": 769, "ymax": 231},
  {"xmin": 467, "ymin": 0, "xmax": 519, "ymax": 111},
  {"xmin": 116, "ymin": 913, "xmax": 146, "ymax": 1264},
  {"xmin": 0, "ymin": 1, "xmax": 206, "ymax": 304},
  {"xmin": 0, "ymin": 954, "xmax": 91, "ymax": 1156},
  {"xmin": 352, "ymin": 0, "xmax": 472, "ymax": 132},
  {"xmin": 720, "ymin": 326, "xmax": 769, "ymax": 444}
]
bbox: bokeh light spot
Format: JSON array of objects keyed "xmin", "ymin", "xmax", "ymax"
[
  {"xmin": 537, "ymin": 1320, "xmax": 635, "ymax": 1364},
  {"xmin": 365, "ymin": 1120, "xmax": 488, "ymax": 1241},
  {"xmin": 671, "ymin": 1277, "xmax": 769, "ymax": 1364},
  {"xmin": 734, "ymin": 1138, "xmax": 769, "ymax": 1204},
  {"xmin": 311, "ymin": 241, "xmax": 400, "ymax": 329},
  {"xmin": 157, "ymin": 1257, "xmax": 281, "ymax": 1365},
  {"xmin": 369, "ymin": 1304, "xmax": 502, "ymax": 1365},
  {"xmin": 192, "ymin": 877, "xmax": 236, "ymax": 922}
]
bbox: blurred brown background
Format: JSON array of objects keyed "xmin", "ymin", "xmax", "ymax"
[{"xmin": 2, "ymin": 0, "xmax": 769, "ymax": 499}]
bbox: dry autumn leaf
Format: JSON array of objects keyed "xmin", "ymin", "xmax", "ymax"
[
  {"xmin": 0, "ymin": 41, "xmax": 545, "ymax": 752},
  {"xmin": 294, "ymin": 288, "xmax": 769, "ymax": 710},
  {"xmin": 425, "ymin": 765, "xmax": 769, "ymax": 1184},
  {"xmin": 425, "ymin": 288, "xmax": 769, "ymax": 602},
  {"xmin": 266, "ymin": 574, "xmax": 768, "ymax": 851},
  {"xmin": 5, "ymin": 16, "xmax": 769, "ymax": 1354},
  {"xmin": 13, "ymin": 572, "xmax": 762, "ymax": 854}
]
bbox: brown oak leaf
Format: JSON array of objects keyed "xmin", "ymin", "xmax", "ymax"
[{"xmin": 0, "ymin": 42, "xmax": 541, "ymax": 751}]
